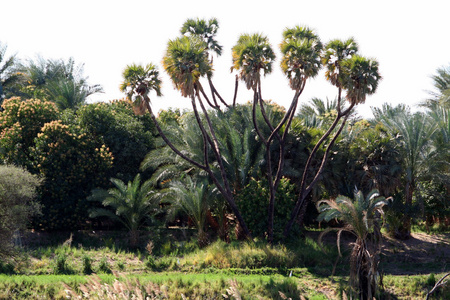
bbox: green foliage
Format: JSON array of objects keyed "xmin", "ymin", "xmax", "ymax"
[
  {"xmin": 32, "ymin": 120, "xmax": 113, "ymax": 230},
  {"xmin": 20, "ymin": 57, "xmax": 103, "ymax": 110},
  {"xmin": 82, "ymin": 255, "xmax": 93, "ymax": 275},
  {"xmin": 52, "ymin": 252, "xmax": 74, "ymax": 275},
  {"xmin": 97, "ymin": 256, "xmax": 112, "ymax": 274},
  {"xmin": 280, "ymin": 26, "xmax": 322, "ymax": 90},
  {"xmin": 76, "ymin": 100, "xmax": 155, "ymax": 182},
  {"xmin": 0, "ymin": 42, "xmax": 24, "ymax": 101},
  {"xmin": 231, "ymin": 33, "xmax": 275, "ymax": 90},
  {"xmin": 0, "ymin": 97, "xmax": 58, "ymax": 166},
  {"xmin": 180, "ymin": 18, "xmax": 223, "ymax": 56},
  {"xmin": 160, "ymin": 176, "xmax": 216, "ymax": 247},
  {"xmin": 317, "ymin": 189, "xmax": 389, "ymax": 299},
  {"xmin": 162, "ymin": 36, "xmax": 211, "ymax": 97},
  {"xmin": 88, "ymin": 174, "xmax": 160, "ymax": 247},
  {"xmin": 237, "ymin": 178, "xmax": 296, "ymax": 240},
  {"xmin": 0, "ymin": 165, "xmax": 42, "ymax": 258}
]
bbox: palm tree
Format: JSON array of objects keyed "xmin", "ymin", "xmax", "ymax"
[
  {"xmin": 122, "ymin": 46, "xmax": 251, "ymax": 238},
  {"xmin": 297, "ymin": 97, "xmax": 348, "ymax": 128},
  {"xmin": 284, "ymin": 39, "xmax": 381, "ymax": 238},
  {"xmin": 0, "ymin": 42, "xmax": 24, "ymax": 104},
  {"xmin": 160, "ymin": 176, "xmax": 216, "ymax": 247},
  {"xmin": 88, "ymin": 174, "xmax": 160, "ymax": 247},
  {"xmin": 21, "ymin": 57, "xmax": 103, "ymax": 110},
  {"xmin": 372, "ymin": 104, "xmax": 437, "ymax": 238},
  {"xmin": 231, "ymin": 28, "xmax": 324, "ymax": 242},
  {"xmin": 424, "ymin": 64, "xmax": 450, "ymax": 109},
  {"xmin": 180, "ymin": 18, "xmax": 223, "ymax": 57},
  {"xmin": 120, "ymin": 63, "xmax": 162, "ymax": 114},
  {"xmin": 162, "ymin": 34, "xmax": 252, "ymax": 238},
  {"xmin": 231, "ymin": 33, "xmax": 275, "ymax": 91},
  {"xmin": 317, "ymin": 189, "xmax": 389, "ymax": 300}
]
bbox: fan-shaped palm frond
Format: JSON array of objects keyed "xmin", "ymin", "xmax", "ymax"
[
  {"xmin": 280, "ymin": 26, "xmax": 322, "ymax": 90},
  {"xmin": 162, "ymin": 36, "xmax": 211, "ymax": 98},
  {"xmin": 340, "ymin": 55, "xmax": 381, "ymax": 105},
  {"xmin": 181, "ymin": 18, "xmax": 223, "ymax": 56},
  {"xmin": 321, "ymin": 38, "xmax": 359, "ymax": 88},
  {"xmin": 231, "ymin": 33, "xmax": 275, "ymax": 90}
]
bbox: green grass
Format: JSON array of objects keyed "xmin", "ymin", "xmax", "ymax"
[{"xmin": 1, "ymin": 229, "xmax": 448, "ymax": 299}]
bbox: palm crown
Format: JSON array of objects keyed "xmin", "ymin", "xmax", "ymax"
[
  {"xmin": 280, "ymin": 26, "xmax": 323, "ymax": 90},
  {"xmin": 231, "ymin": 33, "xmax": 275, "ymax": 90},
  {"xmin": 120, "ymin": 63, "xmax": 162, "ymax": 100},
  {"xmin": 180, "ymin": 18, "xmax": 223, "ymax": 57},
  {"xmin": 162, "ymin": 36, "xmax": 211, "ymax": 98},
  {"xmin": 322, "ymin": 38, "xmax": 359, "ymax": 88},
  {"xmin": 340, "ymin": 55, "xmax": 381, "ymax": 105}
]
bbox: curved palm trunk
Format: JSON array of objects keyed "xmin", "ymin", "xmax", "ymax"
[
  {"xmin": 283, "ymin": 103, "xmax": 354, "ymax": 238},
  {"xmin": 144, "ymin": 93, "xmax": 251, "ymax": 239},
  {"xmin": 253, "ymin": 81, "xmax": 304, "ymax": 243},
  {"xmin": 193, "ymin": 88, "xmax": 252, "ymax": 239}
]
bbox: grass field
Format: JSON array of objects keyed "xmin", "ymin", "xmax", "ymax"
[{"xmin": 0, "ymin": 229, "xmax": 449, "ymax": 299}]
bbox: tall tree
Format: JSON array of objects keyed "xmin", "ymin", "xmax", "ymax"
[
  {"xmin": 121, "ymin": 58, "xmax": 252, "ymax": 237},
  {"xmin": 231, "ymin": 27, "xmax": 323, "ymax": 242},
  {"xmin": 20, "ymin": 57, "xmax": 103, "ymax": 110},
  {"xmin": 372, "ymin": 104, "xmax": 437, "ymax": 238},
  {"xmin": 284, "ymin": 39, "xmax": 381, "ymax": 237},
  {"xmin": 0, "ymin": 42, "xmax": 24, "ymax": 104}
]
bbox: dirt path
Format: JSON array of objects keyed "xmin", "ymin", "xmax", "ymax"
[{"xmin": 381, "ymin": 232, "xmax": 450, "ymax": 275}]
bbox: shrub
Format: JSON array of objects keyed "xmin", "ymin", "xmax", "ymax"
[
  {"xmin": 82, "ymin": 255, "xmax": 93, "ymax": 275},
  {"xmin": 76, "ymin": 100, "xmax": 155, "ymax": 182},
  {"xmin": 0, "ymin": 165, "xmax": 42, "ymax": 258},
  {"xmin": 0, "ymin": 97, "xmax": 58, "ymax": 167},
  {"xmin": 237, "ymin": 177, "xmax": 297, "ymax": 240},
  {"xmin": 32, "ymin": 120, "xmax": 113, "ymax": 230}
]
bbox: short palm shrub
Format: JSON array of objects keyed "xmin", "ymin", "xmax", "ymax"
[
  {"xmin": 88, "ymin": 174, "xmax": 160, "ymax": 247},
  {"xmin": 317, "ymin": 189, "xmax": 389, "ymax": 300}
]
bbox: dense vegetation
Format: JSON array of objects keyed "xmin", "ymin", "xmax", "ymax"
[{"xmin": 0, "ymin": 18, "xmax": 449, "ymax": 299}]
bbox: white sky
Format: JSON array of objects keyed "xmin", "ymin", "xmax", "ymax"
[{"xmin": 1, "ymin": 0, "xmax": 449, "ymax": 118}]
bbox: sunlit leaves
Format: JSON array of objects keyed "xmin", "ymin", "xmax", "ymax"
[
  {"xmin": 231, "ymin": 33, "xmax": 275, "ymax": 90},
  {"xmin": 162, "ymin": 36, "xmax": 211, "ymax": 98},
  {"xmin": 280, "ymin": 26, "xmax": 322, "ymax": 90}
]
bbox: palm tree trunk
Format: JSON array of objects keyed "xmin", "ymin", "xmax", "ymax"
[
  {"xmin": 192, "ymin": 89, "xmax": 252, "ymax": 239},
  {"xmin": 284, "ymin": 108, "xmax": 353, "ymax": 238},
  {"xmin": 399, "ymin": 181, "xmax": 414, "ymax": 239}
]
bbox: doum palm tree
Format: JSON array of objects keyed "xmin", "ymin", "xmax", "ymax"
[
  {"xmin": 231, "ymin": 27, "xmax": 323, "ymax": 242},
  {"xmin": 284, "ymin": 38, "xmax": 381, "ymax": 238},
  {"xmin": 121, "ymin": 36, "xmax": 252, "ymax": 239}
]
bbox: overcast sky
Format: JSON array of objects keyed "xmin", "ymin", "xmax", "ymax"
[{"xmin": 2, "ymin": 0, "xmax": 448, "ymax": 118}]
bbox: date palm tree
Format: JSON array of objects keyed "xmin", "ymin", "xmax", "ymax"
[
  {"xmin": 21, "ymin": 57, "xmax": 103, "ymax": 110},
  {"xmin": 160, "ymin": 176, "xmax": 216, "ymax": 247},
  {"xmin": 88, "ymin": 174, "xmax": 160, "ymax": 247},
  {"xmin": 0, "ymin": 42, "xmax": 24, "ymax": 104},
  {"xmin": 372, "ymin": 104, "xmax": 437, "ymax": 238},
  {"xmin": 317, "ymin": 189, "xmax": 389, "ymax": 300}
]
